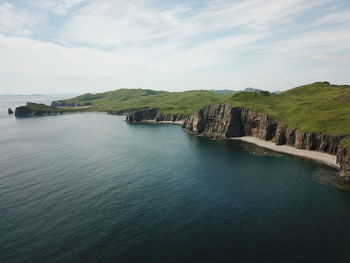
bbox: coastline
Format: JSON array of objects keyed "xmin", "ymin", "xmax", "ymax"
[
  {"xmin": 231, "ymin": 136, "xmax": 339, "ymax": 169},
  {"xmin": 128, "ymin": 120, "xmax": 184, "ymax": 125}
]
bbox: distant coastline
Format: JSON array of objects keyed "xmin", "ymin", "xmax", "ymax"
[{"xmin": 11, "ymin": 82, "xmax": 350, "ymax": 183}]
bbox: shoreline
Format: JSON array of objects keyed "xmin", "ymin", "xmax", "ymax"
[
  {"xmin": 231, "ymin": 136, "xmax": 339, "ymax": 169},
  {"xmin": 127, "ymin": 120, "xmax": 184, "ymax": 125}
]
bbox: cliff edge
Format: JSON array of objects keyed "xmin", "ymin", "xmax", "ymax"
[{"xmin": 126, "ymin": 108, "xmax": 185, "ymax": 123}]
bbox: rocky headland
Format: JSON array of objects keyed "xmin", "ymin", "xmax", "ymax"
[
  {"xmin": 15, "ymin": 103, "xmax": 64, "ymax": 116},
  {"xmin": 182, "ymin": 103, "xmax": 350, "ymax": 183},
  {"xmin": 125, "ymin": 108, "xmax": 185, "ymax": 123}
]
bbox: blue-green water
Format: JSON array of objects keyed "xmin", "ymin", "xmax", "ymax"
[{"xmin": 1, "ymin": 98, "xmax": 350, "ymax": 263}]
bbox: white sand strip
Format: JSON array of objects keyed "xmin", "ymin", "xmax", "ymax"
[
  {"xmin": 157, "ymin": 120, "xmax": 184, "ymax": 125},
  {"xmin": 231, "ymin": 136, "xmax": 339, "ymax": 169},
  {"xmin": 130, "ymin": 120, "xmax": 184, "ymax": 125}
]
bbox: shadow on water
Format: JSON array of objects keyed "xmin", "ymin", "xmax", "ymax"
[
  {"xmin": 186, "ymin": 134, "xmax": 350, "ymax": 191},
  {"xmin": 313, "ymin": 167, "xmax": 350, "ymax": 191}
]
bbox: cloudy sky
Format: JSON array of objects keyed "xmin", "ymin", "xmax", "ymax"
[{"xmin": 0, "ymin": 0, "xmax": 349, "ymax": 94}]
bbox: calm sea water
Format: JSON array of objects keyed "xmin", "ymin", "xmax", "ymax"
[{"xmin": 1, "ymin": 97, "xmax": 350, "ymax": 263}]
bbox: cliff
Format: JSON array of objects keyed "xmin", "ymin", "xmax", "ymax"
[
  {"xmin": 338, "ymin": 144, "xmax": 350, "ymax": 183},
  {"xmin": 182, "ymin": 103, "xmax": 350, "ymax": 182},
  {"xmin": 15, "ymin": 103, "xmax": 63, "ymax": 116},
  {"xmin": 126, "ymin": 108, "xmax": 185, "ymax": 123}
]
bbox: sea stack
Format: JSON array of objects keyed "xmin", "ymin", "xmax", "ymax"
[{"xmin": 8, "ymin": 108, "xmax": 13, "ymax": 114}]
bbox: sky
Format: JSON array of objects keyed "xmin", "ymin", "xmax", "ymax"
[{"xmin": 0, "ymin": 0, "xmax": 350, "ymax": 94}]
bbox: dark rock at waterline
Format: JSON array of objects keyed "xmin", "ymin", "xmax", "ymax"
[
  {"xmin": 126, "ymin": 108, "xmax": 158, "ymax": 122},
  {"xmin": 125, "ymin": 108, "xmax": 185, "ymax": 123},
  {"xmin": 338, "ymin": 145, "xmax": 350, "ymax": 183},
  {"xmin": 15, "ymin": 105, "xmax": 35, "ymax": 116},
  {"xmin": 8, "ymin": 108, "xmax": 13, "ymax": 114},
  {"xmin": 15, "ymin": 103, "xmax": 63, "ymax": 116}
]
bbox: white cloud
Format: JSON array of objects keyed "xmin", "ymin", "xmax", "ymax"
[
  {"xmin": 0, "ymin": 31, "xmax": 260, "ymax": 78},
  {"xmin": 269, "ymin": 24, "xmax": 350, "ymax": 59},
  {"xmin": 59, "ymin": 1, "xmax": 191, "ymax": 47},
  {"xmin": 29, "ymin": 0, "xmax": 87, "ymax": 15},
  {"xmin": 58, "ymin": 0, "xmax": 323, "ymax": 48},
  {"xmin": 309, "ymin": 10, "xmax": 350, "ymax": 28},
  {"xmin": 192, "ymin": 0, "xmax": 320, "ymax": 32},
  {"xmin": 0, "ymin": 0, "xmax": 350, "ymax": 94},
  {"xmin": 0, "ymin": 2, "xmax": 41, "ymax": 36}
]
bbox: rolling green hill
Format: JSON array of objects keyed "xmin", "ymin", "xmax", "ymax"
[
  {"xmin": 51, "ymin": 89, "xmax": 167, "ymax": 107},
  {"xmin": 52, "ymin": 89, "xmax": 225, "ymax": 115},
  {"xmin": 225, "ymin": 82, "xmax": 350, "ymax": 136}
]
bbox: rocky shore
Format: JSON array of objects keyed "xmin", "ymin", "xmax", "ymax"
[
  {"xmin": 182, "ymin": 103, "xmax": 350, "ymax": 183},
  {"xmin": 15, "ymin": 103, "xmax": 63, "ymax": 116},
  {"xmin": 125, "ymin": 108, "xmax": 185, "ymax": 123}
]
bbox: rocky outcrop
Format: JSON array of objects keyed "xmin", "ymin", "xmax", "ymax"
[
  {"xmin": 8, "ymin": 108, "xmax": 13, "ymax": 114},
  {"xmin": 274, "ymin": 126, "xmax": 343, "ymax": 154},
  {"xmin": 294, "ymin": 132, "xmax": 343, "ymax": 154},
  {"xmin": 126, "ymin": 108, "xmax": 185, "ymax": 123},
  {"xmin": 182, "ymin": 103, "xmax": 239, "ymax": 137},
  {"xmin": 15, "ymin": 103, "xmax": 63, "ymax": 116},
  {"xmin": 182, "ymin": 103, "xmax": 280, "ymax": 140},
  {"xmin": 337, "ymin": 143, "xmax": 350, "ymax": 183},
  {"xmin": 126, "ymin": 108, "xmax": 158, "ymax": 122},
  {"xmin": 182, "ymin": 103, "xmax": 350, "ymax": 182},
  {"xmin": 15, "ymin": 105, "xmax": 36, "ymax": 116}
]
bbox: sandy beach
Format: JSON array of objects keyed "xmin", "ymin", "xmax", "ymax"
[
  {"xmin": 129, "ymin": 120, "xmax": 184, "ymax": 125},
  {"xmin": 231, "ymin": 136, "xmax": 339, "ymax": 169}
]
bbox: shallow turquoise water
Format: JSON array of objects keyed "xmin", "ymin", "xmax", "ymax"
[{"xmin": 1, "ymin": 102, "xmax": 350, "ymax": 262}]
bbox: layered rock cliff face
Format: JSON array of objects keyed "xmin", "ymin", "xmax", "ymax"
[
  {"xmin": 126, "ymin": 108, "xmax": 185, "ymax": 123},
  {"xmin": 337, "ymin": 145, "xmax": 350, "ymax": 183},
  {"xmin": 182, "ymin": 103, "xmax": 350, "ymax": 182}
]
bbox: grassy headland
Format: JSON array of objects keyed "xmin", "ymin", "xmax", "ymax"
[
  {"xmin": 15, "ymin": 102, "xmax": 65, "ymax": 116},
  {"xmin": 224, "ymin": 82, "xmax": 350, "ymax": 136},
  {"xmin": 52, "ymin": 89, "xmax": 225, "ymax": 115},
  {"xmin": 41, "ymin": 82, "xmax": 350, "ymax": 139}
]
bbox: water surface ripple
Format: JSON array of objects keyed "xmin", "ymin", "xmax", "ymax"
[{"xmin": 1, "ymin": 109, "xmax": 350, "ymax": 263}]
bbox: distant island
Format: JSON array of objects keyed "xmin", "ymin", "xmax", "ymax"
[
  {"xmin": 14, "ymin": 82, "xmax": 350, "ymax": 183},
  {"xmin": 0, "ymin": 94, "xmax": 44, "ymax": 97}
]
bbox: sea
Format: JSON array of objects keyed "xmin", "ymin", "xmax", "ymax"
[{"xmin": 1, "ymin": 96, "xmax": 350, "ymax": 263}]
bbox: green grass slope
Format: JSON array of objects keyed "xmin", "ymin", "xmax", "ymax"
[
  {"xmin": 26, "ymin": 102, "xmax": 63, "ymax": 112},
  {"xmin": 111, "ymin": 90, "xmax": 225, "ymax": 115},
  {"xmin": 52, "ymin": 89, "xmax": 167, "ymax": 107},
  {"xmin": 52, "ymin": 89, "xmax": 225, "ymax": 115},
  {"xmin": 225, "ymin": 82, "xmax": 350, "ymax": 136}
]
